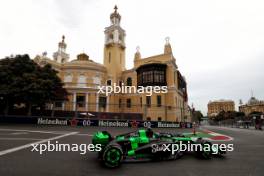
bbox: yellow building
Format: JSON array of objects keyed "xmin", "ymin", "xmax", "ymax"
[
  {"xmin": 34, "ymin": 6, "xmax": 190, "ymax": 122},
  {"xmin": 207, "ymin": 100, "xmax": 235, "ymax": 117},
  {"xmin": 239, "ymin": 97, "xmax": 264, "ymax": 116}
]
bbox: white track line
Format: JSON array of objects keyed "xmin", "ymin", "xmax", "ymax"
[
  {"xmin": 0, "ymin": 128, "xmax": 71, "ymax": 134},
  {"xmin": 0, "ymin": 138, "xmax": 45, "ymax": 141},
  {"xmin": 0, "ymin": 132, "xmax": 78, "ymax": 156},
  {"xmin": 11, "ymin": 132, "xmax": 29, "ymax": 135},
  {"xmin": 75, "ymin": 134, "xmax": 93, "ymax": 136}
]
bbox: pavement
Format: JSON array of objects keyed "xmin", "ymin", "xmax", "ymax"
[{"xmin": 0, "ymin": 124, "xmax": 263, "ymax": 176}]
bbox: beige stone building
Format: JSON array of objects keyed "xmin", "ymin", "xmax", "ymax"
[
  {"xmin": 239, "ymin": 97, "xmax": 264, "ymax": 116},
  {"xmin": 207, "ymin": 100, "xmax": 235, "ymax": 117},
  {"xmin": 34, "ymin": 6, "xmax": 191, "ymax": 122}
]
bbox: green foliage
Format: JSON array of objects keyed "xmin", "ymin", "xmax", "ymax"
[
  {"xmin": 193, "ymin": 110, "xmax": 203, "ymax": 122},
  {"xmin": 213, "ymin": 111, "xmax": 245, "ymax": 121},
  {"xmin": 0, "ymin": 54, "xmax": 67, "ymax": 114}
]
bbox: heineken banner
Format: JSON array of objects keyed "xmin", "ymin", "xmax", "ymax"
[
  {"xmin": 37, "ymin": 118, "xmax": 193, "ymax": 128},
  {"xmin": 0, "ymin": 116, "xmax": 192, "ymax": 128}
]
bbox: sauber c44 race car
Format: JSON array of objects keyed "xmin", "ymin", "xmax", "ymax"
[{"xmin": 92, "ymin": 128, "xmax": 226, "ymax": 168}]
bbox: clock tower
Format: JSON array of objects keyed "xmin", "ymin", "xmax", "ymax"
[{"xmin": 104, "ymin": 5, "xmax": 126, "ymax": 84}]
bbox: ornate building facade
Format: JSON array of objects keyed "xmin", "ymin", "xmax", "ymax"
[
  {"xmin": 239, "ymin": 97, "xmax": 264, "ymax": 116},
  {"xmin": 34, "ymin": 6, "xmax": 190, "ymax": 122},
  {"xmin": 207, "ymin": 99, "xmax": 235, "ymax": 117}
]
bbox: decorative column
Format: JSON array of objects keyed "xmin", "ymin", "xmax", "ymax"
[
  {"xmin": 73, "ymin": 92, "xmax": 76, "ymax": 111},
  {"xmin": 85, "ymin": 93, "xmax": 89, "ymax": 111},
  {"xmin": 96, "ymin": 93, "xmax": 99, "ymax": 112},
  {"xmin": 106, "ymin": 96, "xmax": 109, "ymax": 112}
]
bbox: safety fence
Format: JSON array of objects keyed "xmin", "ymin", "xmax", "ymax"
[
  {"xmin": 0, "ymin": 102, "xmax": 191, "ymax": 122},
  {"xmin": 0, "ymin": 116, "xmax": 193, "ymax": 128}
]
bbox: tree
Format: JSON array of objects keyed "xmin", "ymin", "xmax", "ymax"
[
  {"xmin": 0, "ymin": 54, "xmax": 67, "ymax": 116},
  {"xmin": 192, "ymin": 110, "xmax": 203, "ymax": 123},
  {"xmin": 214, "ymin": 110, "xmax": 225, "ymax": 121}
]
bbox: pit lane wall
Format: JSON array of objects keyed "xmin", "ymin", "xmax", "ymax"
[{"xmin": 0, "ymin": 116, "xmax": 192, "ymax": 128}]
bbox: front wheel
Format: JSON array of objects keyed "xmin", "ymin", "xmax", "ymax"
[{"xmin": 102, "ymin": 143, "xmax": 123, "ymax": 168}]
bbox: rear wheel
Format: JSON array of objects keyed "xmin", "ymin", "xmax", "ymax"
[
  {"xmin": 173, "ymin": 150, "xmax": 184, "ymax": 160},
  {"xmin": 102, "ymin": 143, "xmax": 123, "ymax": 168},
  {"xmin": 196, "ymin": 138, "xmax": 212, "ymax": 159},
  {"xmin": 201, "ymin": 142, "xmax": 212, "ymax": 159}
]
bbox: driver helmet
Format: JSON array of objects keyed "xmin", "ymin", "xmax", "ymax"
[{"xmin": 146, "ymin": 127, "xmax": 154, "ymax": 138}]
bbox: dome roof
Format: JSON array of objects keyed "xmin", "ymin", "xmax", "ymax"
[
  {"xmin": 77, "ymin": 53, "xmax": 89, "ymax": 61},
  {"xmin": 248, "ymin": 97, "xmax": 259, "ymax": 105},
  {"xmin": 63, "ymin": 53, "xmax": 106, "ymax": 71},
  {"xmin": 110, "ymin": 5, "xmax": 121, "ymax": 25},
  {"xmin": 110, "ymin": 5, "xmax": 121, "ymax": 20},
  {"xmin": 58, "ymin": 35, "xmax": 67, "ymax": 49}
]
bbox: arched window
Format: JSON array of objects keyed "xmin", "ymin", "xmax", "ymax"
[
  {"xmin": 93, "ymin": 76, "xmax": 101, "ymax": 85},
  {"xmin": 119, "ymin": 99, "xmax": 122, "ymax": 108},
  {"xmin": 99, "ymin": 97, "xmax": 106, "ymax": 108},
  {"xmin": 107, "ymin": 80, "xmax": 111, "ymax": 86},
  {"xmin": 64, "ymin": 73, "xmax": 72, "ymax": 83},
  {"xmin": 127, "ymin": 77, "xmax": 132, "ymax": 86},
  {"xmin": 157, "ymin": 95, "xmax": 162, "ymax": 107},
  {"xmin": 146, "ymin": 96, "xmax": 151, "ymax": 107},
  {"xmin": 108, "ymin": 52, "xmax": 111, "ymax": 63},
  {"xmin": 78, "ymin": 74, "xmax": 86, "ymax": 88},
  {"xmin": 126, "ymin": 99, "xmax": 131, "ymax": 108}
]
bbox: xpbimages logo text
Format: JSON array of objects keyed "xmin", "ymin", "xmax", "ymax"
[
  {"xmin": 31, "ymin": 141, "xmax": 102, "ymax": 155},
  {"xmin": 97, "ymin": 83, "xmax": 168, "ymax": 96},
  {"xmin": 151, "ymin": 142, "xmax": 234, "ymax": 154}
]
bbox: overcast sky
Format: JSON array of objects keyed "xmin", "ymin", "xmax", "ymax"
[{"xmin": 1, "ymin": 0, "xmax": 264, "ymax": 114}]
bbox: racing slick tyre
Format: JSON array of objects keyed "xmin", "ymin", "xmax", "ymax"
[
  {"xmin": 102, "ymin": 143, "xmax": 123, "ymax": 168},
  {"xmin": 173, "ymin": 150, "xmax": 184, "ymax": 160},
  {"xmin": 165, "ymin": 150, "xmax": 183, "ymax": 161},
  {"xmin": 196, "ymin": 138, "xmax": 212, "ymax": 159}
]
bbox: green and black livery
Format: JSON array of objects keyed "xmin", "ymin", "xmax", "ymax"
[{"xmin": 92, "ymin": 129, "xmax": 225, "ymax": 168}]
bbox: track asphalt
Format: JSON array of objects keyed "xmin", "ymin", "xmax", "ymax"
[{"xmin": 0, "ymin": 124, "xmax": 263, "ymax": 176}]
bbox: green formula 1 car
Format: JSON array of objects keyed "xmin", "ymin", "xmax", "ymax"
[{"xmin": 92, "ymin": 128, "xmax": 226, "ymax": 168}]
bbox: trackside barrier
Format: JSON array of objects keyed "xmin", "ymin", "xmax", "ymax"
[{"xmin": 0, "ymin": 116, "xmax": 192, "ymax": 128}]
